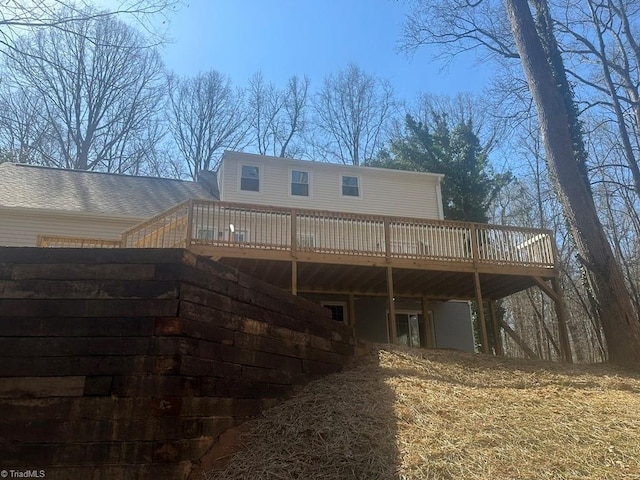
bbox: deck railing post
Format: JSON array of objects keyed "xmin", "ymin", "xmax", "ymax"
[
  {"xmin": 185, "ymin": 199, "xmax": 195, "ymax": 249},
  {"xmin": 384, "ymin": 217, "xmax": 392, "ymax": 261},
  {"xmin": 290, "ymin": 209, "xmax": 297, "ymax": 255},
  {"xmin": 470, "ymin": 224, "xmax": 480, "ymax": 265}
]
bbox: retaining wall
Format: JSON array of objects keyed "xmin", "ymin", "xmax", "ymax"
[{"xmin": 0, "ymin": 248, "xmax": 354, "ymax": 479}]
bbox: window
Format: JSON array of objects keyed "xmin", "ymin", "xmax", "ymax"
[
  {"xmin": 291, "ymin": 170, "xmax": 309, "ymax": 196},
  {"xmin": 297, "ymin": 234, "xmax": 316, "ymax": 248},
  {"xmin": 321, "ymin": 301, "xmax": 348, "ymax": 323},
  {"xmin": 230, "ymin": 230, "xmax": 246, "ymax": 242},
  {"xmin": 196, "ymin": 229, "xmax": 216, "ymax": 240},
  {"xmin": 342, "ymin": 175, "xmax": 359, "ymax": 197},
  {"xmin": 240, "ymin": 165, "xmax": 260, "ymax": 192}
]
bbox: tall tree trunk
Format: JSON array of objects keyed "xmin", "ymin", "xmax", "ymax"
[{"xmin": 504, "ymin": 0, "xmax": 640, "ymax": 368}]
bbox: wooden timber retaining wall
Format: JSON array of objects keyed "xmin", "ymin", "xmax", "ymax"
[{"xmin": 0, "ymin": 248, "xmax": 355, "ymax": 479}]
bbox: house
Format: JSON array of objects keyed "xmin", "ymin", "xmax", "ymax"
[
  {"xmin": 0, "ymin": 152, "xmax": 570, "ymax": 356},
  {"xmin": 0, "ymin": 162, "xmax": 219, "ymax": 247},
  {"xmin": 212, "ymin": 152, "xmax": 473, "ymax": 350}
]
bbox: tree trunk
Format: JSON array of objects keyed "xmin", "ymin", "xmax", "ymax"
[{"xmin": 504, "ymin": 0, "xmax": 640, "ymax": 369}]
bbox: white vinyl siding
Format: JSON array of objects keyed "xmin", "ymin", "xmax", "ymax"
[
  {"xmin": 219, "ymin": 152, "xmax": 443, "ymax": 220},
  {"xmin": 0, "ymin": 208, "xmax": 143, "ymax": 247}
]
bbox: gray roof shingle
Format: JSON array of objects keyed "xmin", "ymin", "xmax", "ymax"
[{"xmin": 0, "ymin": 163, "xmax": 218, "ymax": 218}]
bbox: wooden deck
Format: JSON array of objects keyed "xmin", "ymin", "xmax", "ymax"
[
  {"xmin": 39, "ymin": 199, "xmax": 560, "ymax": 299},
  {"xmin": 40, "ymin": 199, "xmax": 570, "ymax": 357}
]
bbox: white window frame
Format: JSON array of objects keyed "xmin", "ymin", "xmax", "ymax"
[
  {"xmin": 296, "ymin": 234, "xmax": 316, "ymax": 249},
  {"xmin": 239, "ymin": 164, "xmax": 261, "ymax": 193},
  {"xmin": 321, "ymin": 301, "xmax": 348, "ymax": 324},
  {"xmin": 340, "ymin": 174, "xmax": 361, "ymax": 198},
  {"xmin": 290, "ymin": 169, "xmax": 310, "ymax": 197}
]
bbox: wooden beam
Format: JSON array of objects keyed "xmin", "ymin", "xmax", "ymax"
[
  {"xmin": 383, "ymin": 217, "xmax": 392, "ymax": 262},
  {"xmin": 489, "ymin": 300, "xmax": 503, "ymax": 356},
  {"xmin": 291, "ymin": 260, "xmax": 297, "ymax": 296},
  {"xmin": 348, "ymin": 294, "xmax": 356, "ymax": 328},
  {"xmin": 533, "ymin": 276, "xmax": 559, "ymax": 302},
  {"xmin": 498, "ymin": 318, "xmax": 539, "ymax": 360},
  {"xmin": 473, "ymin": 271, "xmax": 489, "ymax": 354},
  {"xmin": 421, "ymin": 296, "xmax": 434, "ymax": 348},
  {"xmin": 386, "ymin": 266, "xmax": 397, "ymax": 344}
]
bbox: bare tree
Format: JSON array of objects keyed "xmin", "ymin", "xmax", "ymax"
[
  {"xmin": 247, "ymin": 72, "xmax": 283, "ymax": 156},
  {"xmin": 0, "ymin": 0, "xmax": 179, "ymax": 55},
  {"xmin": 247, "ymin": 72, "xmax": 309, "ymax": 158},
  {"xmin": 167, "ymin": 70, "xmax": 247, "ymax": 179},
  {"xmin": 555, "ymin": 0, "xmax": 640, "ymax": 201},
  {"xmin": 313, "ymin": 64, "xmax": 396, "ymax": 165},
  {"xmin": 0, "ymin": 83, "xmax": 52, "ymax": 164},
  {"xmin": 403, "ymin": 0, "xmax": 640, "ymax": 367},
  {"xmin": 278, "ymin": 75, "xmax": 310, "ymax": 158},
  {"xmin": 504, "ymin": 0, "xmax": 640, "ymax": 367},
  {"xmin": 4, "ymin": 11, "xmax": 166, "ymax": 172}
]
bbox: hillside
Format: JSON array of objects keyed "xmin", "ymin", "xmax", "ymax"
[{"xmin": 206, "ymin": 346, "xmax": 640, "ymax": 480}]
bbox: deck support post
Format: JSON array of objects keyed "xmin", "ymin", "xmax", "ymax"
[
  {"xmin": 291, "ymin": 260, "xmax": 297, "ymax": 296},
  {"xmin": 348, "ymin": 294, "xmax": 356, "ymax": 328},
  {"xmin": 421, "ymin": 296, "xmax": 434, "ymax": 348},
  {"xmin": 489, "ymin": 300, "xmax": 503, "ymax": 356},
  {"xmin": 473, "ymin": 271, "xmax": 489, "ymax": 354},
  {"xmin": 386, "ymin": 266, "xmax": 397, "ymax": 344}
]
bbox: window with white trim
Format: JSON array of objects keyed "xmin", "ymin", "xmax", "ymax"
[
  {"xmin": 240, "ymin": 165, "xmax": 260, "ymax": 192},
  {"xmin": 341, "ymin": 175, "xmax": 360, "ymax": 197},
  {"xmin": 291, "ymin": 170, "xmax": 309, "ymax": 196},
  {"xmin": 297, "ymin": 234, "xmax": 316, "ymax": 248}
]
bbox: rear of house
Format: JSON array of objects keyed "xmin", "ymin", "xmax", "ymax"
[
  {"xmin": 217, "ymin": 151, "xmax": 445, "ymax": 219},
  {"xmin": 3, "ymin": 154, "xmax": 555, "ymax": 354}
]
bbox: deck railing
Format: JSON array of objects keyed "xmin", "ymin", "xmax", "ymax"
[
  {"xmin": 120, "ymin": 200, "xmax": 556, "ymax": 269},
  {"xmin": 121, "ymin": 202, "xmax": 190, "ymax": 248},
  {"xmin": 37, "ymin": 235, "xmax": 122, "ymax": 248}
]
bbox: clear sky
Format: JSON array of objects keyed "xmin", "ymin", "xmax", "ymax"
[{"xmin": 157, "ymin": 0, "xmax": 493, "ymax": 102}]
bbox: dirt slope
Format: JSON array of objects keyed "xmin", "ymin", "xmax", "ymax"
[{"xmin": 206, "ymin": 346, "xmax": 640, "ymax": 480}]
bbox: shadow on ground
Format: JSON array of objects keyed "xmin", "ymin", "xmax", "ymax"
[{"xmin": 205, "ymin": 351, "xmax": 400, "ymax": 480}]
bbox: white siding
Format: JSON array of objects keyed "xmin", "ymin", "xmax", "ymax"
[
  {"xmin": 0, "ymin": 208, "xmax": 143, "ymax": 247},
  {"xmin": 219, "ymin": 152, "xmax": 444, "ymax": 220}
]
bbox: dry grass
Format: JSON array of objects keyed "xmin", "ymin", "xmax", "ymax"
[{"xmin": 206, "ymin": 346, "xmax": 640, "ymax": 480}]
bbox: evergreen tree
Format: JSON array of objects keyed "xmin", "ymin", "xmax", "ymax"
[{"xmin": 373, "ymin": 113, "xmax": 511, "ymax": 223}]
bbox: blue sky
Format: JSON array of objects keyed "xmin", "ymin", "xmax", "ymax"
[{"xmin": 158, "ymin": 0, "xmax": 493, "ymax": 101}]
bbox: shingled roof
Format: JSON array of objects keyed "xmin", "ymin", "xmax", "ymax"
[{"xmin": 0, "ymin": 163, "xmax": 219, "ymax": 218}]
